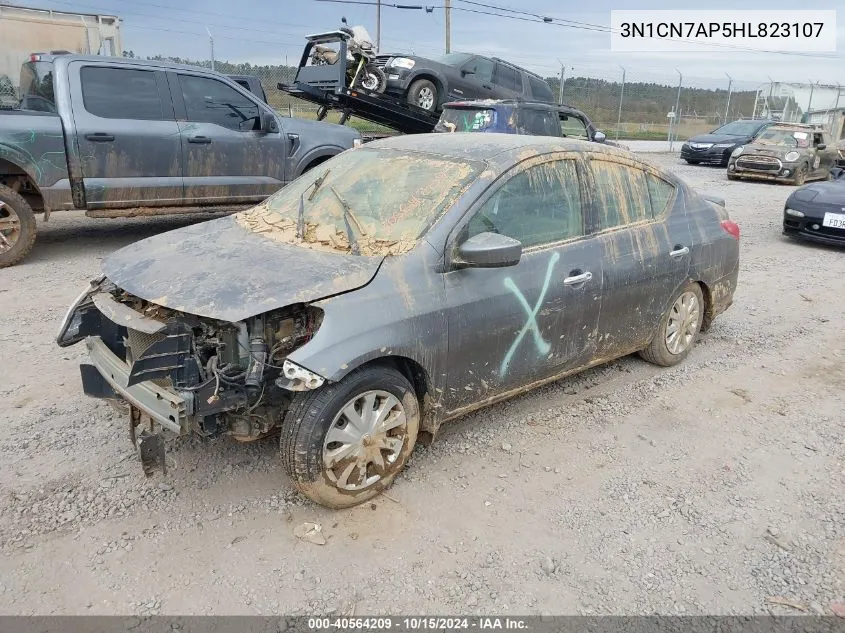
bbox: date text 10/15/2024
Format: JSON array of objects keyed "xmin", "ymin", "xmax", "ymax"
[{"xmin": 307, "ymin": 618, "xmax": 529, "ymax": 630}]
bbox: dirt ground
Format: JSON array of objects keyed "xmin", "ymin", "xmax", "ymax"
[{"xmin": 0, "ymin": 154, "xmax": 843, "ymax": 616}]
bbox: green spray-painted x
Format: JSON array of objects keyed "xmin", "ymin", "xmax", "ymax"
[{"xmin": 499, "ymin": 251, "xmax": 560, "ymax": 378}]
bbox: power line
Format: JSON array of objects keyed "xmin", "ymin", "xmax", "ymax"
[{"xmin": 314, "ymin": 0, "xmax": 842, "ymax": 60}]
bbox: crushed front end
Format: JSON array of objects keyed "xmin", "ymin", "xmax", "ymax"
[{"xmin": 56, "ymin": 277, "xmax": 324, "ymax": 475}]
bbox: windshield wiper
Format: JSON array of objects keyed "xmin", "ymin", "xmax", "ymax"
[
  {"xmin": 308, "ymin": 168, "xmax": 331, "ymax": 201},
  {"xmin": 328, "ymin": 185, "xmax": 365, "ymax": 255}
]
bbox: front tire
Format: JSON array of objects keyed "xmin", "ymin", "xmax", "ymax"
[
  {"xmin": 0, "ymin": 184, "xmax": 37, "ymax": 268},
  {"xmin": 357, "ymin": 64, "xmax": 387, "ymax": 93},
  {"xmin": 281, "ymin": 365, "xmax": 420, "ymax": 508},
  {"xmin": 640, "ymin": 282, "xmax": 704, "ymax": 367},
  {"xmin": 407, "ymin": 79, "xmax": 438, "ymax": 111},
  {"xmin": 793, "ymin": 164, "xmax": 807, "ymax": 186}
]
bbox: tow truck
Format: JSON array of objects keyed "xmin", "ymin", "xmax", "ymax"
[{"xmin": 278, "ymin": 30, "xmax": 440, "ymax": 136}]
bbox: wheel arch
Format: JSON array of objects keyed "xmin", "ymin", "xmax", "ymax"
[
  {"xmin": 0, "ymin": 157, "xmax": 44, "ymax": 211},
  {"xmin": 695, "ymin": 279, "xmax": 715, "ymax": 332}
]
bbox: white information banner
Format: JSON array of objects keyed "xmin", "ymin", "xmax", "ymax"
[{"xmin": 610, "ymin": 10, "xmax": 837, "ymax": 53}]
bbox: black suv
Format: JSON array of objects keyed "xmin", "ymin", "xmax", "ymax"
[
  {"xmin": 375, "ymin": 51, "xmax": 555, "ymax": 112},
  {"xmin": 433, "ymin": 99, "xmax": 628, "ymax": 149},
  {"xmin": 681, "ymin": 119, "xmax": 773, "ymax": 166}
]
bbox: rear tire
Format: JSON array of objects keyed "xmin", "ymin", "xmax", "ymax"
[
  {"xmin": 281, "ymin": 365, "xmax": 420, "ymax": 509},
  {"xmin": 640, "ymin": 282, "xmax": 704, "ymax": 367},
  {"xmin": 0, "ymin": 184, "xmax": 37, "ymax": 268},
  {"xmin": 407, "ymin": 79, "xmax": 438, "ymax": 112}
]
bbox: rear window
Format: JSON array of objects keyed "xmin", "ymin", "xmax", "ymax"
[
  {"xmin": 19, "ymin": 61, "xmax": 56, "ymax": 112},
  {"xmin": 528, "ymin": 76, "xmax": 554, "ymax": 102},
  {"xmin": 436, "ymin": 107, "xmax": 496, "ymax": 132}
]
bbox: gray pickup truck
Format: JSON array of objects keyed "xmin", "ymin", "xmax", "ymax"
[{"xmin": 0, "ymin": 54, "xmax": 361, "ymax": 267}]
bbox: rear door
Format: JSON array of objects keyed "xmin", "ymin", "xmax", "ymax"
[
  {"xmin": 170, "ymin": 71, "xmax": 287, "ymax": 204},
  {"xmin": 68, "ymin": 62, "xmax": 182, "ymax": 208},
  {"xmin": 586, "ymin": 156, "xmax": 691, "ymax": 357},
  {"xmin": 491, "ymin": 63, "xmax": 525, "ymax": 100}
]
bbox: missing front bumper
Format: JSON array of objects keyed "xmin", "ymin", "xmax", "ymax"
[{"xmin": 83, "ymin": 336, "xmax": 188, "ymax": 434}]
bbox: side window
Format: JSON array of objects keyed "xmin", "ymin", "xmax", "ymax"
[
  {"xmin": 492, "ymin": 64, "xmax": 522, "ymax": 92},
  {"xmin": 466, "ymin": 160, "xmax": 583, "ymax": 248},
  {"xmin": 560, "ymin": 114, "xmax": 589, "ymax": 140},
  {"xmin": 591, "ymin": 160, "xmax": 652, "ymax": 230},
  {"xmin": 178, "ymin": 74, "xmax": 260, "ymax": 131},
  {"xmin": 462, "ymin": 57, "xmax": 494, "ymax": 84},
  {"xmin": 645, "ymin": 172, "xmax": 676, "ymax": 218},
  {"xmin": 517, "ymin": 108, "xmax": 560, "ymax": 136},
  {"xmin": 528, "ymin": 76, "xmax": 554, "ymax": 102},
  {"xmin": 80, "ymin": 66, "xmax": 165, "ymax": 120}
]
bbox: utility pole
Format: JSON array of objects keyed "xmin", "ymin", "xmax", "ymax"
[
  {"xmin": 376, "ymin": 0, "xmax": 381, "ymax": 51},
  {"xmin": 724, "ymin": 73, "xmax": 733, "ymax": 124},
  {"xmin": 616, "ymin": 66, "xmax": 626, "ymax": 141},
  {"xmin": 444, "ymin": 0, "xmax": 451, "ymax": 53},
  {"xmin": 206, "ymin": 27, "xmax": 215, "ymax": 71},
  {"xmin": 558, "ymin": 63, "xmax": 566, "ymax": 104}
]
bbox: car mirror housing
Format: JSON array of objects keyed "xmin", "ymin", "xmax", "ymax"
[
  {"xmin": 455, "ymin": 232, "xmax": 522, "ymax": 268},
  {"xmin": 260, "ymin": 111, "xmax": 278, "ymax": 133},
  {"xmin": 593, "ymin": 131, "xmax": 607, "ymax": 143},
  {"xmin": 817, "ymin": 143, "xmax": 827, "ymax": 150},
  {"xmin": 461, "ymin": 69, "xmax": 475, "ymax": 76}
]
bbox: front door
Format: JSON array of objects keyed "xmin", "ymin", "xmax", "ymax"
[
  {"xmin": 812, "ymin": 131, "xmax": 836, "ymax": 176},
  {"xmin": 586, "ymin": 157, "xmax": 691, "ymax": 357},
  {"xmin": 69, "ymin": 62, "xmax": 182, "ymax": 208},
  {"xmin": 443, "ymin": 155, "xmax": 603, "ymax": 412},
  {"xmin": 171, "ymin": 72, "xmax": 287, "ymax": 205},
  {"xmin": 451, "ymin": 56, "xmax": 495, "ymax": 101}
]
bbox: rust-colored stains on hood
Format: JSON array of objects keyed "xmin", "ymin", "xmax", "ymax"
[
  {"xmin": 235, "ymin": 152, "xmax": 478, "ymax": 257},
  {"xmin": 236, "ymin": 205, "xmax": 417, "ymax": 257}
]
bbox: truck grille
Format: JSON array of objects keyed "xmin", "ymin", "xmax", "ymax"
[
  {"xmin": 736, "ymin": 155, "xmax": 781, "ymax": 172},
  {"xmin": 374, "ymin": 55, "xmax": 391, "ymax": 69}
]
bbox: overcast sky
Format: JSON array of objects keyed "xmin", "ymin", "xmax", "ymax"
[{"xmin": 13, "ymin": 0, "xmax": 845, "ymax": 88}]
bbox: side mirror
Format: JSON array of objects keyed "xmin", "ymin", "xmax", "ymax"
[
  {"xmin": 593, "ymin": 130, "xmax": 607, "ymax": 143},
  {"xmin": 461, "ymin": 69, "xmax": 475, "ymax": 77},
  {"xmin": 817, "ymin": 143, "xmax": 826, "ymax": 150},
  {"xmin": 455, "ymin": 232, "xmax": 522, "ymax": 268},
  {"xmin": 260, "ymin": 110, "xmax": 278, "ymax": 133}
]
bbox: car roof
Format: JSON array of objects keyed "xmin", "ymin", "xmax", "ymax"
[
  {"xmin": 443, "ymin": 99, "xmax": 584, "ymax": 113},
  {"xmin": 366, "ymin": 132, "xmax": 627, "ymax": 167},
  {"xmin": 28, "ymin": 53, "xmax": 226, "ymax": 75}
]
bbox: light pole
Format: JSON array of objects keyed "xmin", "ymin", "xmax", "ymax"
[
  {"xmin": 669, "ymin": 69, "xmax": 682, "ymax": 151},
  {"xmin": 444, "ymin": 0, "xmax": 451, "ymax": 53},
  {"xmin": 724, "ymin": 73, "xmax": 733, "ymax": 124},
  {"xmin": 376, "ymin": 0, "xmax": 381, "ymax": 51}
]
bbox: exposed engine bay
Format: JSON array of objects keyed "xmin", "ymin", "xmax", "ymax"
[{"xmin": 57, "ymin": 277, "xmax": 326, "ymax": 465}]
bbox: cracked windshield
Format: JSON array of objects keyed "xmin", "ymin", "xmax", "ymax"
[{"xmin": 237, "ymin": 148, "xmax": 483, "ymax": 256}]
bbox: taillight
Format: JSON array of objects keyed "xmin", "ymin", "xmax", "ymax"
[{"xmin": 721, "ymin": 219, "xmax": 740, "ymax": 240}]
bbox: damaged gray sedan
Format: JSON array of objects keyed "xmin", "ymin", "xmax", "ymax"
[{"xmin": 56, "ymin": 134, "xmax": 740, "ymax": 508}]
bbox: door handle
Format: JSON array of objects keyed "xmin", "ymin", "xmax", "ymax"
[
  {"xmin": 187, "ymin": 136, "xmax": 212, "ymax": 144},
  {"xmin": 669, "ymin": 245, "xmax": 690, "ymax": 258},
  {"xmin": 84, "ymin": 133, "xmax": 114, "ymax": 142},
  {"xmin": 563, "ymin": 271, "xmax": 592, "ymax": 286}
]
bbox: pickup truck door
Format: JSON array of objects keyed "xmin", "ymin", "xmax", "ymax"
[
  {"xmin": 169, "ymin": 71, "xmax": 287, "ymax": 204},
  {"xmin": 68, "ymin": 62, "xmax": 183, "ymax": 208}
]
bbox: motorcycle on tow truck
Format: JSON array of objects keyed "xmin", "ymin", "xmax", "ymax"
[{"xmin": 310, "ymin": 18, "xmax": 387, "ymax": 93}]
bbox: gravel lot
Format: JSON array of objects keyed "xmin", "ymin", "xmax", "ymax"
[{"xmin": 0, "ymin": 153, "xmax": 843, "ymax": 616}]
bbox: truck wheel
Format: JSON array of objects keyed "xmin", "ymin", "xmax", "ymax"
[
  {"xmin": 0, "ymin": 184, "xmax": 37, "ymax": 268},
  {"xmin": 281, "ymin": 365, "xmax": 420, "ymax": 509},
  {"xmin": 407, "ymin": 79, "xmax": 438, "ymax": 111}
]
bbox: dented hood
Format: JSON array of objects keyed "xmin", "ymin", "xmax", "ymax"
[{"xmin": 101, "ymin": 215, "xmax": 383, "ymax": 322}]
